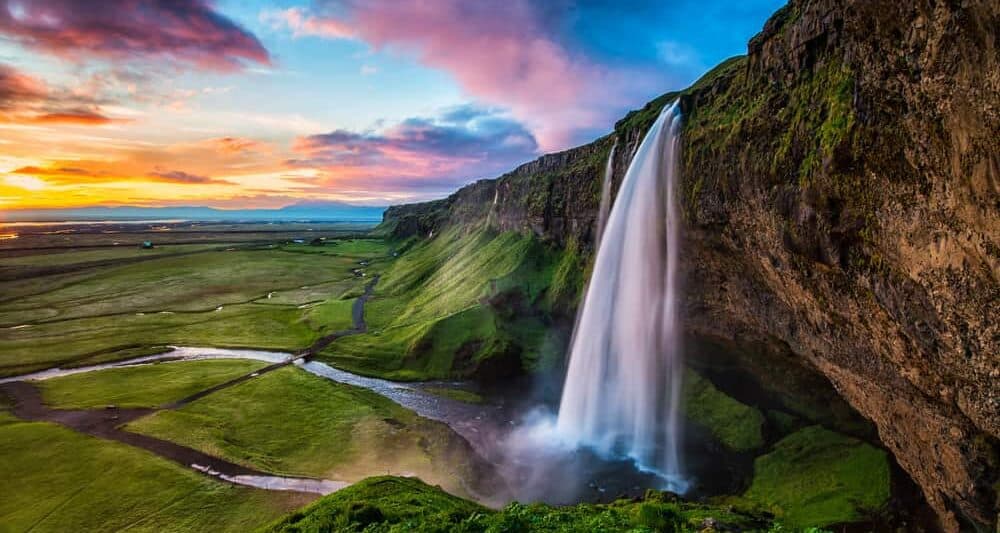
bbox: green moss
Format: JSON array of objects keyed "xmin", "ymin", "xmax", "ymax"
[
  {"xmin": 545, "ymin": 238, "xmax": 585, "ymax": 310},
  {"xmin": 743, "ymin": 425, "xmax": 891, "ymax": 527},
  {"xmin": 683, "ymin": 369, "xmax": 766, "ymax": 452},
  {"xmin": 261, "ymin": 476, "xmax": 487, "ymax": 532},
  {"xmin": 262, "ymin": 476, "xmax": 771, "ymax": 532}
]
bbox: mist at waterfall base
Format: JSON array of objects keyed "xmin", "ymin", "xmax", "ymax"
[{"xmin": 484, "ymin": 102, "xmax": 691, "ymax": 505}]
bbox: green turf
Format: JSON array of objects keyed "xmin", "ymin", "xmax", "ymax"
[
  {"xmin": 0, "ymin": 243, "xmax": 223, "ymax": 268},
  {"xmin": 0, "ymin": 412, "xmax": 308, "ymax": 532},
  {"xmin": 36, "ymin": 359, "xmax": 268, "ymax": 409},
  {"xmin": 0, "ymin": 246, "xmax": 370, "ymax": 377},
  {"xmin": 261, "ymin": 476, "xmax": 771, "ymax": 532},
  {"xmin": 682, "ymin": 369, "xmax": 765, "ymax": 452},
  {"xmin": 743, "ymin": 425, "xmax": 891, "ymax": 527},
  {"xmin": 127, "ymin": 366, "xmax": 481, "ymax": 496}
]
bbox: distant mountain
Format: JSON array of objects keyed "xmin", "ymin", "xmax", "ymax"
[{"xmin": 0, "ymin": 202, "xmax": 386, "ymax": 222}]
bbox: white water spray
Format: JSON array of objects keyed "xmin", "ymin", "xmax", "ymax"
[{"xmin": 556, "ymin": 102, "xmax": 686, "ymax": 489}]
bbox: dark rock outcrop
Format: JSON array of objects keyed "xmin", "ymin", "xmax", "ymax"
[{"xmin": 378, "ymin": 1, "xmax": 999, "ymax": 529}]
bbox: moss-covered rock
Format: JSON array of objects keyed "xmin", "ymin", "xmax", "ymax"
[
  {"xmin": 682, "ymin": 369, "xmax": 765, "ymax": 452},
  {"xmin": 742, "ymin": 426, "xmax": 890, "ymax": 528}
]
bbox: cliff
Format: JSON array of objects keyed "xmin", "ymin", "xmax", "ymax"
[{"xmin": 378, "ymin": 0, "xmax": 999, "ymax": 529}]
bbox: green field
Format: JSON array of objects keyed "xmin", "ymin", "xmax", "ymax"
[
  {"xmin": 127, "ymin": 366, "xmax": 482, "ymax": 496},
  {"xmin": 0, "ymin": 412, "xmax": 308, "ymax": 532},
  {"xmin": 0, "ymin": 239, "xmax": 387, "ymax": 377},
  {"xmin": 36, "ymin": 359, "xmax": 269, "ymax": 409}
]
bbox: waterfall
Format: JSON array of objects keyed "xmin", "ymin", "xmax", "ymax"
[
  {"xmin": 595, "ymin": 142, "xmax": 617, "ymax": 243},
  {"xmin": 556, "ymin": 102, "xmax": 685, "ymax": 489}
]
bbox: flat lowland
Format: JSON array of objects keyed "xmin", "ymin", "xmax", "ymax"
[
  {"xmin": 0, "ymin": 224, "xmax": 387, "ymax": 376},
  {"xmin": 127, "ymin": 365, "xmax": 483, "ymax": 497}
]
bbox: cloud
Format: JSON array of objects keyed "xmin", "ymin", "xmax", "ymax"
[
  {"xmin": 290, "ymin": 104, "xmax": 538, "ymax": 192},
  {"xmin": 0, "ymin": 63, "xmax": 45, "ymax": 109},
  {"xmin": 12, "ymin": 165, "xmax": 94, "ymax": 176},
  {"xmin": 0, "ymin": 0, "xmax": 270, "ymax": 71},
  {"xmin": 262, "ymin": 7, "xmax": 355, "ymax": 39},
  {"xmin": 268, "ymin": 1, "xmax": 668, "ymax": 149},
  {"xmin": 0, "ymin": 62, "xmax": 124, "ymax": 125},
  {"xmin": 31, "ymin": 110, "xmax": 116, "ymax": 125},
  {"xmin": 208, "ymin": 136, "xmax": 270, "ymax": 154},
  {"xmin": 148, "ymin": 169, "xmax": 217, "ymax": 184}
]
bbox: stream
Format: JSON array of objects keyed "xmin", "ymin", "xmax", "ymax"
[{"xmin": 1, "ymin": 345, "xmax": 673, "ymax": 504}]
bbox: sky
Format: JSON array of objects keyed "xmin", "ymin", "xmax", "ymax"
[{"xmin": 0, "ymin": 0, "xmax": 785, "ymax": 210}]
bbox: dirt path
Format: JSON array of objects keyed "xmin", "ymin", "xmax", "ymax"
[{"xmin": 298, "ymin": 275, "xmax": 378, "ymax": 357}]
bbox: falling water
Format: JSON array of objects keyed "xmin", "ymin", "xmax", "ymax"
[
  {"xmin": 595, "ymin": 142, "xmax": 617, "ymax": 243},
  {"xmin": 556, "ymin": 102, "xmax": 685, "ymax": 489}
]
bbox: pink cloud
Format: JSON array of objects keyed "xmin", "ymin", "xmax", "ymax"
[
  {"xmin": 0, "ymin": 0, "xmax": 270, "ymax": 71},
  {"xmin": 262, "ymin": 7, "xmax": 355, "ymax": 39},
  {"xmin": 289, "ymin": 104, "xmax": 539, "ymax": 194},
  {"xmin": 282, "ymin": 1, "xmax": 663, "ymax": 150}
]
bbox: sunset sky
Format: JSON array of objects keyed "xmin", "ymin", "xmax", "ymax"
[{"xmin": 0, "ymin": 0, "xmax": 783, "ymax": 210}]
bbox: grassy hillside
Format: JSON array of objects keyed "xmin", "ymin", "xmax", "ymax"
[{"xmin": 319, "ymin": 225, "xmax": 582, "ymax": 380}]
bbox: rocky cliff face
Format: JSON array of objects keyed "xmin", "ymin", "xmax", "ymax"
[{"xmin": 379, "ymin": 0, "xmax": 999, "ymax": 529}]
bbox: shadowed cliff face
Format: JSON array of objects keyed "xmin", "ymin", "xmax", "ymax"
[{"xmin": 378, "ymin": 0, "xmax": 999, "ymax": 529}]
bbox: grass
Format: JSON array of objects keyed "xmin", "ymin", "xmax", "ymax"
[
  {"xmin": 262, "ymin": 476, "xmax": 771, "ymax": 532},
  {"xmin": 0, "ymin": 246, "xmax": 372, "ymax": 377},
  {"xmin": 683, "ymin": 369, "xmax": 765, "ymax": 452},
  {"xmin": 36, "ymin": 359, "xmax": 268, "ymax": 409},
  {"xmin": 742, "ymin": 425, "xmax": 891, "ymax": 527},
  {"xmin": 0, "ymin": 411, "xmax": 308, "ymax": 532},
  {"xmin": 127, "ymin": 366, "xmax": 481, "ymax": 496},
  {"xmin": 0, "ymin": 243, "xmax": 223, "ymax": 268},
  {"xmin": 319, "ymin": 226, "xmax": 568, "ymax": 380}
]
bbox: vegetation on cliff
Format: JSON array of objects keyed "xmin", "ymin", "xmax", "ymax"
[{"xmin": 261, "ymin": 476, "xmax": 774, "ymax": 533}]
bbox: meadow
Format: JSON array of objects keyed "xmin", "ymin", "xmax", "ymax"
[{"xmin": 0, "ymin": 225, "xmax": 385, "ymax": 376}]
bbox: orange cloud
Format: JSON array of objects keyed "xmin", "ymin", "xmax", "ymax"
[{"xmin": 31, "ymin": 110, "xmax": 116, "ymax": 125}]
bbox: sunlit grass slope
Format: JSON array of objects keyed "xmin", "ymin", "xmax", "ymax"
[{"xmin": 318, "ymin": 226, "xmax": 582, "ymax": 380}]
